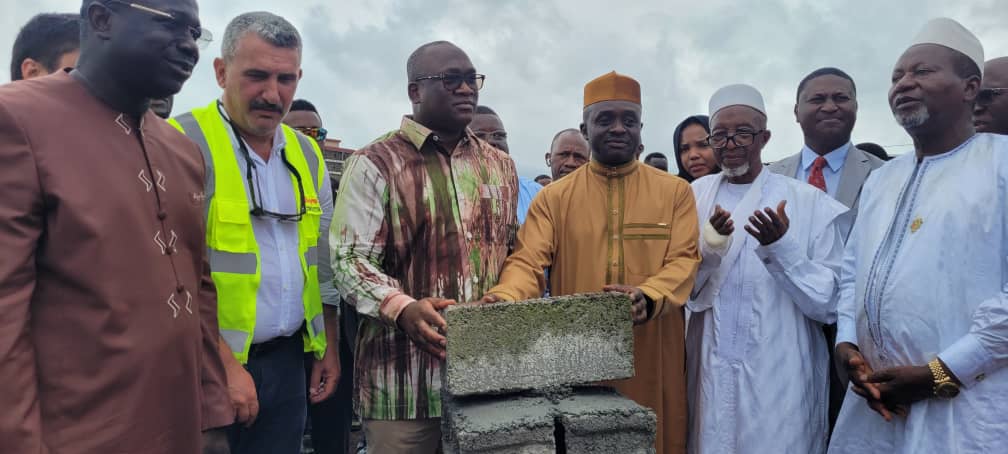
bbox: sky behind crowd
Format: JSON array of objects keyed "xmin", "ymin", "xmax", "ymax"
[{"xmin": 2, "ymin": 0, "xmax": 1006, "ymax": 177}]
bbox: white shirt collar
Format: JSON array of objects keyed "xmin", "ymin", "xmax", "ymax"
[
  {"xmin": 801, "ymin": 142, "xmax": 851, "ymax": 172},
  {"xmin": 217, "ymin": 99, "xmax": 287, "ymax": 164}
]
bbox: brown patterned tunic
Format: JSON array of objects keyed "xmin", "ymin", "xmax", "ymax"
[{"xmin": 330, "ymin": 116, "xmax": 517, "ymax": 419}]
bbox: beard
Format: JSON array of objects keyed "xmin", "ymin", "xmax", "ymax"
[
  {"xmin": 722, "ymin": 162, "xmax": 750, "ymax": 178},
  {"xmin": 895, "ymin": 105, "xmax": 930, "ymax": 129}
]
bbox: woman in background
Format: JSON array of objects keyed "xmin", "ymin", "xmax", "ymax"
[{"xmin": 673, "ymin": 115, "xmax": 720, "ymax": 182}]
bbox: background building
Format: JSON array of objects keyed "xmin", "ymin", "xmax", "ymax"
[{"xmin": 322, "ymin": 138, "xmax": 355, "ymax": 179}]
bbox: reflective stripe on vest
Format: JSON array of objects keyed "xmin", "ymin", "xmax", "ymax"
[
  {"xmin": 171, "ymin": 112, "xmax": 215, "ymax": 210},
  {"xmin": 304, "ymin": 245, "xmax": 318, "ymax": 269},
  {"xmin": 169, "ymin": 100, "xmax": 327, "ymax": 364},
  {"xmin": 208, "ymin": 248, "xmax": 258, "ymax": 275},
  {"xmin": 293, "ymin": 132, "xmax": 321, "ymax": 192},
  {"xmin": 220, "ymin": 329, "xmax": 249, "ymax": 355}
]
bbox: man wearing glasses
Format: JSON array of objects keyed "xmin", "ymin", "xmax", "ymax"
[
  {"xmin": 687, "ymin": 84, "xmax": 846, "ymax": 454},
  {"xmin": 973, "ymin": 57, "xmax": 1008, "ymax": 135},
  {"xmin": 0, "ymin": 1, "xmax": 232, "ymax": 453},
  {"xmin": 170, "ymin": 11, "xmax": 339, "ymax": 454},
  {"xmin": 331, "ymin": 40, "xmax": 517, "ymax": 453},
  {"xmin": 284, "ymin": 99, "xmax": 329, "ymax": 144}
]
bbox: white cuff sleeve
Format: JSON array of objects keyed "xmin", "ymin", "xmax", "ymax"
[
  {"xmin": 835, "ymin": 323, "xmax": 858, "ymax": 348},
  {"xmin": 754, "ymin": 231, "xmax": 802, "ymax": 272},
  {"xmin": 939, "ymin": 333, "xmax": 994, "ymax": 388}
]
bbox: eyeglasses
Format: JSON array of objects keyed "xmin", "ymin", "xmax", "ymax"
[
  {"xmin": 216, "ymin": 102, "xmax": 306, "ymax": 222},
  {"xmin": 977, "ymin": 88, "xmax": 1008, "ymax": 107},
  {"xmin": 243, "ymin": 148, "xmax": 307, "ymax": 222},
  {"xmin": 413, "ymin": 73, "xmax": 485, "ymax": 91},
  {"xmin": 293, "ymin": 126, "xmax": 328, "ymax": 142},
  {"xmin": 706, "ymin": 130, "xmax": 765, "ymax": 149},
  {"xmin": 106, "ymin": 0, "xmax": 213, "ymax": 49}
]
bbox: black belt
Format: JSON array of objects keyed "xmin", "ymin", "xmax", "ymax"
[{"xmin": 248, "ymin": 330, "xmax": 303, "ymax": 359}]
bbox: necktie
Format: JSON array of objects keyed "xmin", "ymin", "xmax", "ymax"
[{"xmin": 808, "ymin": 156, "xmax": 828, "ymax": 192}]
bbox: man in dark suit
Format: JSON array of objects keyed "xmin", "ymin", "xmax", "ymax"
[
  {"xmin": 769, "ymin": 67, "xmax": 885, "ymax": 240},
  {"xmin": 768, "ymin": 67, "xmax": 885, "ymax": 435}
]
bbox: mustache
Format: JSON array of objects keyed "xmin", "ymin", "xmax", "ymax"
[{"xmin": 249, "ymin": 100, "xmax": 283, "ymax": 113}]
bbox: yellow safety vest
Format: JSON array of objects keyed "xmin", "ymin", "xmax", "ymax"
[{"xmin": 170, "ymin": 100, "xmax": 326, "ymax": 364}]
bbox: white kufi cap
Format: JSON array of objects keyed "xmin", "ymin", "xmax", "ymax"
[
  {"xmin": 708, "ymin": 84, "xmax": 766, "ymax": 118},
  {"xmin": 908, "ymin": 17, "xmax": 984, "ymax": 77}
]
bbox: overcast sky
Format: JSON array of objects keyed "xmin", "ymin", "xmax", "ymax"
[{"xmin": 3, "ymin": 0, "xmax": 1006, "ymax": 177}]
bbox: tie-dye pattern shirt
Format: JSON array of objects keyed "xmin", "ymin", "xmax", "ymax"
[{"xmin": 330, "ymin": 116, "xmax": 517, "ymax": 420}]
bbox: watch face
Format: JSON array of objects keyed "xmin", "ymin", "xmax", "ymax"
[{"xmin": 936, "ymin": 382, "xmax": 960, "ymax": 399}]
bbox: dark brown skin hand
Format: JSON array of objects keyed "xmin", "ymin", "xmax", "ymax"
[
  {"xmin": 836, "ymin": 342, "xmax": 907, "ymax": 421},
  {"xmin": 744, "ymin": 201, "xmax": 790, "ymax": 245},
  {"xmin": 710, "ymin": 204, "xmax": 734, "ymax": 236},
  {"xmin": 865, "ymin": 365, "xmax": 935, "ymax": 408},
  {"xmin": 397, "ymin": 297, "xmax": 455, "ymax": 360},
  {"xmin": 479, "ymin": 293, "xmax": 504, "ymax": 305},
  {"xmin": 603, "ymin": 284, "xmax": 650, "ymax": 325}
]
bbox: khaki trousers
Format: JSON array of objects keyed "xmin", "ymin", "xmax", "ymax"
[{"xmin": 364, "ymin": 418, "xmax": 443, "ymax": 454}]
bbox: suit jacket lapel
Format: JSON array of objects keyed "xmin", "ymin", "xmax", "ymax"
[
  {"xmin": 777, "ymin": 154, "xmax": 801, "ymax": 180},
  {"xmin": 836, "ymin": 147, "xmax": 871, "ymax": 209}
]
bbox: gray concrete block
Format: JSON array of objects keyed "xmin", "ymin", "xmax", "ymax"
[
  {"xmin": 442, "ymin": 394, "xmax": 556, "ymax": 454},
  {"xmin": 557, "ymin": 388, "xmax": 657, "ymax": 454},
  {"xmin": 444, "ymin": 292, "xmax": 634, "ymax": 396}
]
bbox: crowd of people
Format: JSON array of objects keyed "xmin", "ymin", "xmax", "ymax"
[{"xmin": 1, "ymin": 1, "xmax": 1006, "ymax": 454}]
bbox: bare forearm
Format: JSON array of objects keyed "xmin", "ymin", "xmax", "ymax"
[
  {"xmin": 323, "ymin": 305, "xmax": 340, "ymax": 356},
  {"xmin": 217, "ymin": 336, "xmax": 243, "ymax": 371}
]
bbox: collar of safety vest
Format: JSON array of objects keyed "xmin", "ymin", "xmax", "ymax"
[
  {"xmin": 215, "ymin": 98, "xmax": 287, "ymax": 152},
  {"xmin": 589, "ymin": 158, "xmax": 639, "ymax": 178},
  {"xmin": 398, "ymin": 115, "xmax": 471, "ymax": 151}
]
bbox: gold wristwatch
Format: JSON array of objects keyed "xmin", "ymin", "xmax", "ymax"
[{"xmin": 928, "ymin": 358, "xmax": 960, "ymax": 399}]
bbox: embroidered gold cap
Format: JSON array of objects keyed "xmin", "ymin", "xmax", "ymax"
[{"xmin": 584, "ymin": 71, "xmax": 641, "ymax": 108}]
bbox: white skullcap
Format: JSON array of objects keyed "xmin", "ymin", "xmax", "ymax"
[
  {"xmin": 708, "ymin": 84, "xmax": 766, "ymax": 118},
  {"xmin": 908, "ymin": 17, "xmax": 984, "ymax": 77}
]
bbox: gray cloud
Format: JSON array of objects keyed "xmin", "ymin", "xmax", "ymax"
[{"xmin": 2, "ymin": 0, "xmax": 1006, "ymax": 177}]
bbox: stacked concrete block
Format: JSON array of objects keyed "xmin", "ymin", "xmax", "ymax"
[
  {"xmin": 444, "ymin": 292, "xmax": 635, "ymax": 396},
  {"xmin": 442, "ymin": 394, "xmax": 557, "ymax": 454},
  {"xmin": 441, "ymin": 292, "xmax": 657, "ymax": 453},
  {"xmin": 556, "ymin": 389, "xmax": 657, "ymax": 454},
  {"xmin": 442, "ymin": 388, "xmax": 656, "ymax": 454}
]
